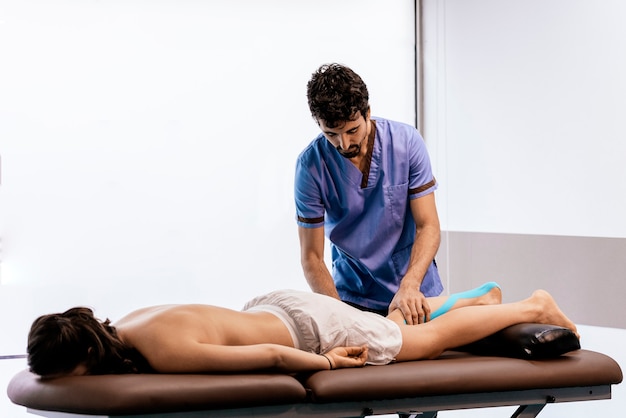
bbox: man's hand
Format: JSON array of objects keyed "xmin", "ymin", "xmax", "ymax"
[
  {"xmin": 323, "ymin": 346, "xmax": 368, "ymax": 369},
  {"xmin": 388, "ymin": 287, "xmax": 431, "ymax": 325}
]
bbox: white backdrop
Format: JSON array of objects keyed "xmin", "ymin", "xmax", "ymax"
[
  {"xmin": 0, "ymin": 0, "xmax": 416, "ymax": 354},
  {"xmin": 422, "ymin": 0, "xmax": 626, "ymax": 239}
]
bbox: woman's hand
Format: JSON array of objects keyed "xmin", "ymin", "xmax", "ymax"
[{"xmin": 323, "ymin": 346, "xmax": 368, "ymax": 369}]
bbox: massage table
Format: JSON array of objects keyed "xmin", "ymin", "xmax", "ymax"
[{"xmin": 7, "ymin": 324, "xmax": 623, "ymax": 418}]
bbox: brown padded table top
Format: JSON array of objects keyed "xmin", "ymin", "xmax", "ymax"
[
  {"xmin": 7, "ymin": 349, "xmax": 623, "ymax": 416},
  {"xmin": 304, "ymin": 349, "xmax": 623, "ymax": 402},
  {"xmin": 7, "ymin": 372, "xmax": 308, "ymax": 415}
]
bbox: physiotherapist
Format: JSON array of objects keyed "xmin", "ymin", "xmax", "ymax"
[{"xmin": 295, "ymin": 63, "xmax": 443, "ymax": 324}]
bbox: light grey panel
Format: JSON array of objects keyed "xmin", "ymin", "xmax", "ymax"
[{"xmin": 438, "ymin": 231, "xmax": 626, "ymax": 329}]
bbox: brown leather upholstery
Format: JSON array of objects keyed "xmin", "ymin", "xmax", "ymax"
[
  {"xmin": 304, "ymin": 349, "xmax": 623, "ymax": 403},
  {"xmin": 7, "ymin": 372, "xmax": 307, "ymax": 415},
  {"xmin": 7, "ymin": 350, "xmax": 623, "ymax": 416}
]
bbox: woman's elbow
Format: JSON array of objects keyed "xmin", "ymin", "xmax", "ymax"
[{"xmin": 265, "ymin": 345, "xmax": 289, "ymax": 370}]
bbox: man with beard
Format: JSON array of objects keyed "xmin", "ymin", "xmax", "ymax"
[{"xmin": 295, "ymin": 63, "xmax": 444, "ymax": 325}]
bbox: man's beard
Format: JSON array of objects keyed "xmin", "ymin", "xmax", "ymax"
[
  {"xmin": 337, "ymin": 143, "xmax": 361, "ymax": 159},
  {"xmin": 336, "ymin": 135, "xmax": 367, "ymax": 159}
]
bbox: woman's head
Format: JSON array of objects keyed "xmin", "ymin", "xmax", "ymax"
[{"xmin": 27, "ymin": 307, "xmax": 150, "ymax": 377}]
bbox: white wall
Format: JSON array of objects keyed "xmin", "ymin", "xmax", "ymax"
[
  {"xmin": 0, "ymin": 0, "xmax": 416, "ymax": 355},
  {"xmin": 422, "ymin": 0, "xmax": 626, "ymax": 239}
]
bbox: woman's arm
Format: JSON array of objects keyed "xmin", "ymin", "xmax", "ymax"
[{"xmin": 146, "ymin": 341, "xmax": 368, "ymax": 374}]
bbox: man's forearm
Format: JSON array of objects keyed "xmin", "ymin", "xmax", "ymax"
[
  {"xmin": 401, "ymin": 224, "xmax": 440, "ymax": 289},
  {"xmin": 301, "ymin": 259, "xmax": 340, "ymax": 299}
]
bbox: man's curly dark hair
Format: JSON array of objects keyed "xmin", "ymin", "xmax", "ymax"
[
  {"xmin": 27, "ymin": 307, "xmax": 153, "ymax": 377},
  {"xmin": 307, "ymin": 63, "xmax": 370, "ymax": 128}
]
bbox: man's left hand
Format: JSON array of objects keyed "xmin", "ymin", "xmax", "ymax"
[{"xmin": 388, "ymin": 287, "xmax": 431, "ymax": 325}]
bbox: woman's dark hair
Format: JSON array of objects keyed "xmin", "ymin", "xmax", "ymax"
[
  {"xmin": 306, "ymin": 63, "xmax": 370, "ymax": 128},
  {"xmin": 27, "ymin": 307, "xmax": 152, "ymax": 377}
]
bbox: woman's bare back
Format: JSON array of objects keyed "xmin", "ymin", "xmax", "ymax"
[{"xmin": 114, "ymin": 304, "xmax": 295, "ymax": 352}]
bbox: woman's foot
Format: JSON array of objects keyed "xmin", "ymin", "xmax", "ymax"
[{"xmin": 531, "ymin": 289, "xmax": 579, "ymax": 339}]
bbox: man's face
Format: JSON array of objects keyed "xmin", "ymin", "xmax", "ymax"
[{"xmin": 317, "ymin": 111, "xmax": 370, "ymax": 159}]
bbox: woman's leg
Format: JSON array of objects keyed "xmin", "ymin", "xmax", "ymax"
[
  {"xmin": 429, "ymin": 282, "xmax": 502, "ymax": 319},
  {"xmin": 394, "ymin": 289, "xmax": 578, "ymax": 362},
  {"xmin": 387, "ymin": 282, "xmax": 502, "ymax": 324}
]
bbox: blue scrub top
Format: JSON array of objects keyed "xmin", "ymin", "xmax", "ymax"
[{"xmin": 295, "ymin": 118, "xmax": 443, "ymax": 311}]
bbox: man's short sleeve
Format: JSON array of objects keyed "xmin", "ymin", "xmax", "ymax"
[
  {"xmin": 294, "ymin": 157, "xmax": 325, "ymax": 228},
  {"xmin": 408, "ymin": 129, "xmax": 437, "ymax": 199}
]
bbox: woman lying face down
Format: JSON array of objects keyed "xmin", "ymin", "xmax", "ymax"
[{"xmin": 27, "ymin": 282, "xmax": 579, "ymax": 378}]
